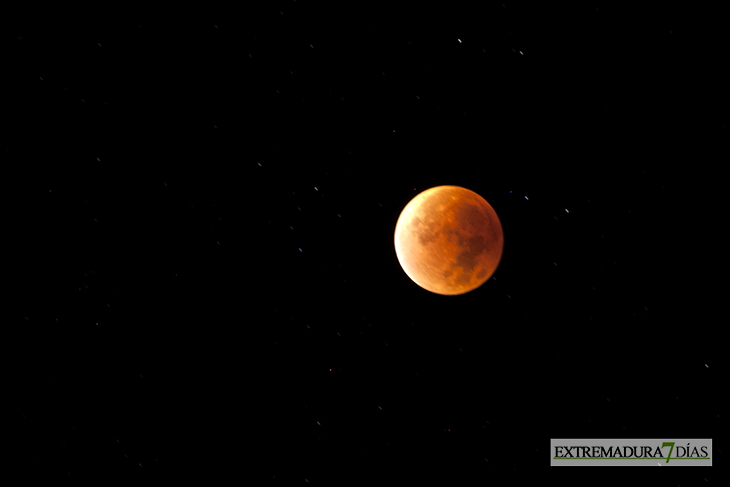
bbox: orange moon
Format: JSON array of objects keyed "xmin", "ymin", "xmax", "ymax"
[{"xmin": 394, "ymin": 185, "xmax": 504, "ymax": 295}]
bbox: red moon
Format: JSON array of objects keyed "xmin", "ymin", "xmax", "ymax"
[{"xmin": 394, "ymin": 186, "xmax": 504, "ymax": 295}]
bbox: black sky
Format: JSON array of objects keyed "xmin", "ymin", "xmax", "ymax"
[{"xmin": 8, "ymin": 3, "xmax": 725, "ymax": 484}]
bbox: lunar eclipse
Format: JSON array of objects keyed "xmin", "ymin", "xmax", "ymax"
[{"xmin": 394, "ymin": 186, "xmax": 504, "ymax": 295}]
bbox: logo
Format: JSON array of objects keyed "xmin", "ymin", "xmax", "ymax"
[{"xmin": 550, "ymin": 439, "xmax": 712, "ymax": 466}]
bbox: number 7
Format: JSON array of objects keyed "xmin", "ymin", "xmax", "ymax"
[{"xmin": 662, "ymin": 442, "xmax": 675, "ymax": 463}]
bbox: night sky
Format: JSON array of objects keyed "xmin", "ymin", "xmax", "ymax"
[{"xmin": 9, "ymin": 3, "xmax": 724, "ymax": 483}]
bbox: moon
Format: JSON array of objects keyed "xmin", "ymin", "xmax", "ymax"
[{"xmin": 394, "ymin": 185, "xmax": 504, "ymax": 295}]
